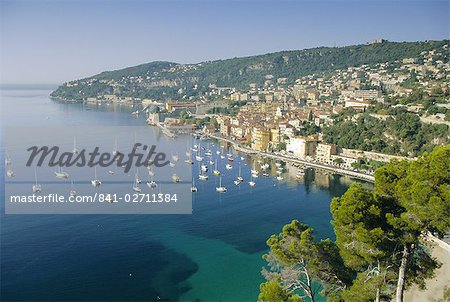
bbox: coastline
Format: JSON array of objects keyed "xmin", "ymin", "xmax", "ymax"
[{"xmin": 206, "ymin": 133, "xmax": 376, "ymax": 182}]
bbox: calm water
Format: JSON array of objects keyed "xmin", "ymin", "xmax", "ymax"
[{"xmin": 1, "ymin": 86, "xmax": 366, "ymax": 301}]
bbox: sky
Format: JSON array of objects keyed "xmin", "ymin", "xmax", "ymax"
[{"xmin": 0, "ymin": 0, "xmax": 449, "ymax": 84}]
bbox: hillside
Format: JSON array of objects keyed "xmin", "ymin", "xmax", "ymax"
[{"xmin": 50, "ymin": 40, "xmax": 449, "ymax": 101}]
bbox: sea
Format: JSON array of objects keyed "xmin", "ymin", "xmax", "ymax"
[{"xmin": 0, "ymin": 85, "xmax": 369, "ymax": 301}]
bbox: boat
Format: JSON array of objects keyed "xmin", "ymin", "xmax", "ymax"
[
  {"xmin": 276, "ymin": 176, "xmax": 284, "ymax": 181},
  {"xmin": 199, "ymin": 162, "xmax": 208, "ymax": 180},
  {"xmin": 195, "ymin": 154, "xmax": 204, "ymax": 162},
  {"xmin": 226, "ymin": 164, "xmax": 233, "ymax": 170},
  {"xmin": 216, "ymin": 150, "xmax": 221, "ymax": 155},
  {"xmin": 240, "ymin": 156, "xmax": 245, "ymax": 161},
  {"xmin": 69, "ymin": 181, "xmax": 76, "ymax": 197},
  {"xmin": 172, "ymin": 153, "xmax": 179, "ymax": 162},
  {"xmin": 32, "ymin": 167, "xmax": 42, "ymax": 194},
  {"xmin": 227, "ymin": 156, "xmax": 234, "ymax": 162},
  {"xmin": 220, "ymin": 155, "xmax": 225, "ymax": 159},
  {"xmin": 191, "ymin": 178, "xmax": 198, "ymax": 192},
  {"xmin": 132, "ymin": 176, "xmax": 142, "ymax": 192},
  {"xmin": 108, "ymin": 170, "xmax": 115, "ymax": 175},
  {"xmin": 54, "ymin": 167, "xmax": 69, "ymax": 179},
  {"xmin": 147, "ymin": 174, "xmax": 158, "ymax": 189},
  {"xmin": 72, "ymin": 136, "xmax": 78, "ymax": 154},
  {"xmin": 112, "ymin": 137, "xmax": 118, "ymax": 156},
  {"xmin": 262, "ymin": 172, "xmax": 269, "ymax": 177},
  {"xmin": 171, "ymin": 173, "xmax": 180, "ymax": 183},
  {"xmin": 215, "ymin": 176, "xmax": 227, "ymax": 193},
  {"xmin": 6, "ymin": 169, "xmax": 14, "ymax": 177},
  {"xmin": 213, "ymin": 159, "xmax": 221, "ymax": 176},
  {"xmin": 205, "ymin": 150, "xmax": 212, "ymax": 156},
  {"xmin": 185, "ymin": 159, "xmax": 194, "ymax": 164},
  {"xmin": 209, "ymin": 160, "xmax": 214, "ymax": 165},
  {"xmin": 249, "ymin": 173, "xmax": 256, "ymax": 187},
  {"xmin": 237, "ymin": 166, "xmax": 244, "ymax": 182},
  {"xmin": 135, "ymin": 168, "xmax": 142, "ymax": 184},
  {"xmin": 234, "ymin": 179, "xmax": 242, "ymax": 185},
  {"xmin": 201, "ymin": 163, "xmax": 209, "ymax": 172},
  {"xmin": 5, "ymin": 150, "xmax": 11, "ymax": 165},
  {"xmin": 169, "ymin": 162, "xmax": 176, "ymax": 167},
  {"xmin": 91, "ymin": 166, "xmax": 101, "ymax": 187}
]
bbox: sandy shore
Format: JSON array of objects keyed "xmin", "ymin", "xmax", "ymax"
[{"xmin": 403, "ymin": 238, "xmax": 450, "ymax": 302}]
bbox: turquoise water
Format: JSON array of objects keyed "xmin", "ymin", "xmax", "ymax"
[{"xmin": 0, "ymin": 86, "xmax": 365, "ymax": 301}]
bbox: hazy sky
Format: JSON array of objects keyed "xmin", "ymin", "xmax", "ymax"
[{"xmin": 0, "ymin": 0, "xmax": 448, "ymax": 84}]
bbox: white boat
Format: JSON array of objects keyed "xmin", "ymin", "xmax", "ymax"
[
  {"xmin": 69, "ymin": 181, "xmax": 76, "ymax": 197},
  {"xmin": 234, "ymin": 179, "xmax": 242, "ymax": 185},
  {"xmin": 135, "ymin": 169, "xmax": 142, "ymax": 184},
  {"xmin": 72, "ymin": 136, "xmax": 78, "ymax": 154},
  {"xmin": 276, "ymin": 176, "xmax": 284, "ymax": 181},
  {"xmin": 209, "ymin": 160, "xmax": 214, "ymax": 165},
  {"xmin": 198, "ymin": 173, "xmax": 208, "ymax": 180},
  {"xmin": 91, "ymin": 166, "xmax": 101, "ymax": 187},
  {"xmin": 112, "ymin": 137, "xmax": 118, "ymax": 156},
  {"xmin": 195, "ymin": 155, "xmax": 203, "ymax": 162},
  {"xmin": 205, "ymin": 150, "xmax": 212, "ymax": 156},
  {"xmin": 147, "ymin": 175, "xmax": 158, "ymax": 189},
  {"xmin": 172, "ymin": 153, "xmax": 179, "ymax": 162},
  {"xmin": 191, "ymin": 178, "xmax": 198, "ymax": 192},
  {"xmin": 216, "ymin": 176, "xmax": 227, "ymax": 193},
  {"xmin": 226, "ymin": 164, "xmax": 233, "ymax": 170},
  {"xmin": 262, "ymin": 172, "xmax": 269, "ymax": 177},
  {"xmin": 185, "ymin": 159, "xmax": 194, "ymax": 164},
  {"xmin": 169, "ymin": 162, "xmax": 176, "ymax": 168},
  {"xmin": 33, "ymin": 167, "xmax": 42, "ymax": 194},
  {"xmin": 5, "ymin": 150, "xmax": 11, "ymax": 166},
  {"xmin": 213, "ymin": 159, "xmax": 220, "ymax": 176},
  {"xmin": 249, "ymin": 173, "xmax": 256, "ymax": 186},
  {"xmin": 172, "ymin": 173, "xmax": 180, "ymax": 183},
  {"xmin": 240, "ymin": 156, "xmax": 245, "ymax": 161},
  {"xmin": 220, "ymin": 155, "xmax": 225, "ymax": 159},
  {"xmin": 132, "ymin": 177, "xmax": 142, "ymax": 192},
  {"xmin": 237, "ymin": 166, "xmax": 244, "ymax": 182},
  {"xmin": 54, "ymin": 167, "xmax": 69, "ymax": 179},
  {"xmin": 201, "ymin": 164, "xmax": 208, "ymax": 172},
  {"xmin": 108, "ymin": 170, "xmax": 115, "ymax": 175},
  {"xmin": 6, "ymin": 168, "xmax": 14, "ymax": 178},
  {"xmin": 216, "ymin": 150, "xmax": 221, "ymax": 155}
]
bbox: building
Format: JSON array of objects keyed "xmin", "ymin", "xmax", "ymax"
[
  {"xmin": 344, "ymin": 100, "xmax": 371, "ymax": 110},
  {"xmin": 286, "ymin": 136, "xmax": 317, "ymax": 159},
  {"xmin": 251, "ymin": 127, "xmax": 270, "ymax": 151},
  {"xmin": 315, "ymin": 143, "xmax": 337, "ymax": 164},
  {"xmin": 165, "ymin": 102, "xmax": 197, "ymax": 113}
]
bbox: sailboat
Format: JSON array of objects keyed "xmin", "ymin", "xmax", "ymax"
[
  {"xmin": 146, "ymin": 173, "xmax": 158, "ymax": 189},
  {"xmin": 6, "ymin": 161, "xmax": 14, "ymax": 178},
  {"xmin": 237, "ymin": 165, "xmax": 244, "ymax": 182},
  {"xmin": 72, "ymin": 136, "xmax": 78, "ymax": 154},
  {"xmin": 191, "ymin": 177, "xmax": 198, "ymax": 192},
  {"xmin": 216, "ymin": 176, "xmax": 227, "ymax": 193},
  {"xmin": 132, "ymin": 174, "xmax": 142, "ymax": 192},
  {"xmin": 172, "ymin": 152, "xmax": 179, "ymax": 162},
  {"xmin": 135, "ymin": 168, "xmax": 142, "ymax": 184},
  {"xmin": 5, "ymin": 150, "xmax": 11, "ymax": 166},
  {"xmin": 69, "ymin": 181, "xmax": 76, "ymax": 197},
  {"xmin": 226, "ymin": 164, "xmax": 233, "ymax": 170},
  {"xmin": 213, "ymin": 158, "xmax": 221, "ymax": 176},
  {"xmin": 91, "ymin": 166, "xmax": 101, "ymax": 187},
  {"xmin": 55, "ymin": 166, "xmax": 69, "ymax": 179},
  {"xmin": 112, "ymin": 137, "xmax": 118, "ymax": 156},
  {"xmin": 32, "ymin": 167, "xmax": 42, "ymax": 194},
  {"xmin": 172, "ymin": 173, "xmax": 180, "ymax": 183},
  {"xmin": 248, "ymin": 173, "xmax": 256, "ymax": 187},
  {"xmin": 201, "ymin": 163, "xmax": 208, "ymax": 173}
]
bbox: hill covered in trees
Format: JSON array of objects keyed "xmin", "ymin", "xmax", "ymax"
[{"xmin": 51, "ymin": 40, "xmax": 448, "ymax": 101}]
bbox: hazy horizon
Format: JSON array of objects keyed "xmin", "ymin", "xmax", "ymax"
[{"xmin": 1, "ymin": 0, "xmax": 449, "ymax": 85}]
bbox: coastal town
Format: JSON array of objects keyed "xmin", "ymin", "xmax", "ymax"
[{"xmin": 64, "ymin": 40, "xmax": 450, "ymax": 179}]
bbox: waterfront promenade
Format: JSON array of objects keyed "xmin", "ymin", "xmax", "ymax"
[{"xmin": 206, "ymin": 133, "xmax": 376, "ymax": 182}]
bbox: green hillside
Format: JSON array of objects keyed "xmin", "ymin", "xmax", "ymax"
[{"xmin": 51, "ymin": 40, "xmax": 449, "ymax": 101}]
